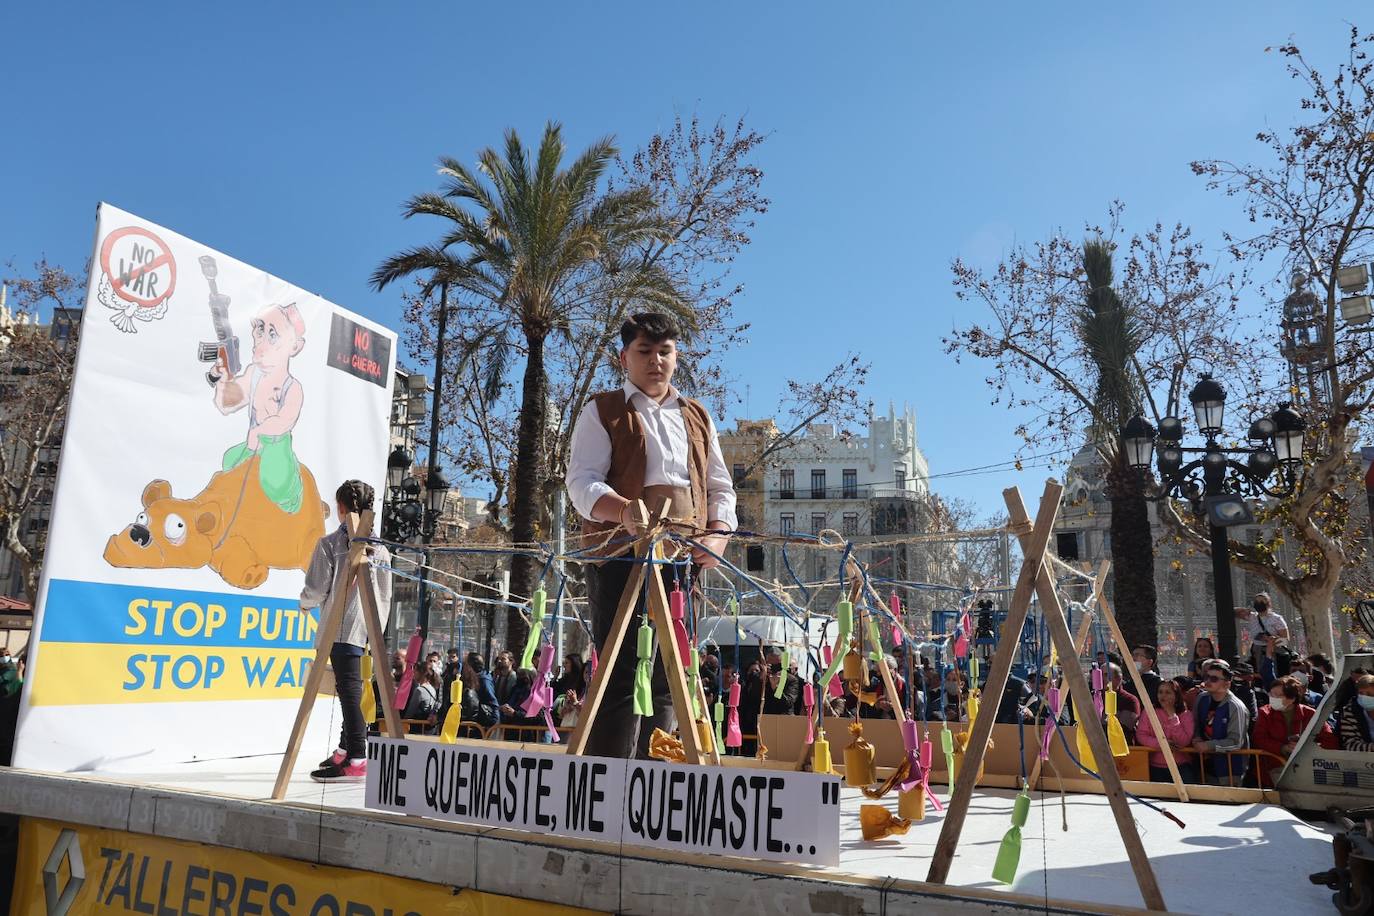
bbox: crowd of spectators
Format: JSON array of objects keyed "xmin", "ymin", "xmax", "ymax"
[
  {"xmin": 1126, "ymin": 593, "xmax": 1371, "ymax": 787},
  {"xmin": 387, "ymin": 646, "xmax": 589, "ymax": 740},
  {"xmin": 373, "ymin": 592, "xmax": 1374, "ymax": 779}
]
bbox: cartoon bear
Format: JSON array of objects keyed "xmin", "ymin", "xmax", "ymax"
[{"xmin": 104, "ymin": 455, "xmax": 328, "ymax": 590}]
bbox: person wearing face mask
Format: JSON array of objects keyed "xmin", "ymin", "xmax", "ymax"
[
  {"xmin": 1285, "ymin": 660, "xmax": 1322, "ymax": 706},
  {"xmin": 1339, "ymin": 674, "xmax": 1374, "ymax": 752},
  {"xmin": 1253, "ymin": 675, "xmax": 1334, "ymax": 786},
  {"xmin": 1236, "ymin": 592, "xmax": 1289, "ymax": 668},
  {"xmin": 0, "ymin": 650, "xmax": 21, "ymax": 699}
]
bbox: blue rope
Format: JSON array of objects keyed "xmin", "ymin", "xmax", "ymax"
[{"xmin": 781, "ymin": 541, "xmax": 811, "ymax": 605}]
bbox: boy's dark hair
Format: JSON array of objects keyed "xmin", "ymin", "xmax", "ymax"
[
  {"xmin": 1133, "ymin": 645, "xmax": 1158, "ymax": 664},
  {"xmin": 619, "ymin": 312, "xmax": 680, "ymax": 349},
  {"xmin": 335, "ymin": 480, "xmax": 376, "ymax": 514},
  {"xmin": 465, "ymin": 651, "xmax": 485, "ymax": 673}
]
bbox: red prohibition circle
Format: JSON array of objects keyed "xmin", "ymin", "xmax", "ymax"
[{"xmin": 98, "ymin": 226, "xmax": 178, "ymax": 308}]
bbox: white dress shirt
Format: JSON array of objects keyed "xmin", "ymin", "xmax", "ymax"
[{"xmin": 567, "ymin": 382, "xmax": 737, "ymax": 528}]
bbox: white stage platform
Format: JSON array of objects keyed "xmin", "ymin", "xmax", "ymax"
[{"xmin": 0, "ymin": 754, "xmax": 1336, "ymax": 915}]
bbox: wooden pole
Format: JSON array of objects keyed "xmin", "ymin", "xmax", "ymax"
[
  {"xmin": 1005, "ymin": 488, "xmax": 1167, "ymax": 912},
  {"xmin": 926, "ymin": 480, "xmax": 1062, "ymax": 885},
  {"xmin": 564, "ymin": 502, "xmax": 650, "ymax": 758},
  {"xmin": 645, "ymin": 541, "xmax": 712, "ymax": 765},
  {"xmin": 1089, "ymin": 563, "xmax": 1189, "ymax": 802},
  {"xmin": 357, "ymin": 554, "xmax": 403, "ymax": 740}
]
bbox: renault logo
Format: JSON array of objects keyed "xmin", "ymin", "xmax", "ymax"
[{"xmin": 42, "ymin": 828, "xmax": 85, "ymax": 916}]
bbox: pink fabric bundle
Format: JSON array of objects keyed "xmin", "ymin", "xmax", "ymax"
[
  {"xmin": 669, "ymin": 586, "xmax": 691, "ymax": 664},
  {"xmin": 520, "ymin": 644, "xmax": 560, "ymax": 742},
  {"xmin": 899, "ymin": 719, "xmax": 922, "ymax": 792},
  {"xmin": 1040, "ymin": 686, "xmax": 1061, "ymax": 760},
  {"xmin": 393, "ymin": 629, "xmax": 423, "ymax": 711},
  {"xmin": 822, "ymin": 645, "xmax": 843, "ymax": 699},
  {"xmin": 725, "ymin": 681, "xmax": 742, "ymax": 747},
  {"xmin": 803, "ymin": 682, "xmax": 815, "ymax": 743},
  {"xmin": 917, "ymin": 730, "xmax": 943, "ymax": 811}
]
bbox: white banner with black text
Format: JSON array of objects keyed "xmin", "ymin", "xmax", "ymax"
[{"xmin": 365, "ymin": 737, "xmax": 842, "ymax": 866}]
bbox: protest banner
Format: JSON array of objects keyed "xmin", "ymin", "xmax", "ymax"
[
  {"xmin": 14, "ymin": 203, "xmax": 396, "ymax": 771},
  {"xmin": 365, "ymin": 737, "xmax": 842, "ymax": 867}
]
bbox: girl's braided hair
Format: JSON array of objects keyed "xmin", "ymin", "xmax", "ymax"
[{"xmin": 335, "ymin": 480, "xmax": 376, "ymax": 515}]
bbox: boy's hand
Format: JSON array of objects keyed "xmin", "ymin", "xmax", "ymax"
[{"xmin": 692, "ymin": 530, "xmax": 730, "ymax": 569}]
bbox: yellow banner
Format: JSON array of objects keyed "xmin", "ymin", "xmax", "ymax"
[
  {"xmin": 26, "ymin": 644, "xmax": 318, "ymax": 706},
  {"xmin": 12, "ymin": 818, "xmax": 604, "ymax": 916}
]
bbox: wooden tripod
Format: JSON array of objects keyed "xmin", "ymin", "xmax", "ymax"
[
  {"xmin": 925, "ymin": 481, "xmax": 1166, "ymax": 912},
  {"xmin": 271, "ymin": 510, "xmax": 402, "ymax": 799},
  {"xmin": 564, "ymin": 500, "xmax": 720, "ymax": 765}
]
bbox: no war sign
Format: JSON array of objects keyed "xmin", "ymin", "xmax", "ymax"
[{"xmin": 365, "ymin": 738, "xmax": 841, "ymax": 866}]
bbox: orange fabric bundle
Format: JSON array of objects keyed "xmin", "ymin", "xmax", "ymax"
[
  {"xmin": 648, "ymin": 728, "xmax": 686, "ymax": 762},
  {"xmin": 860, "ymin": 805, "xmax": 912, "ymax": 841}
]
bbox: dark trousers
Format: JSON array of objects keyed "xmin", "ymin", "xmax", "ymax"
[
  {"xmin": 1149, "ymin": 762, "xmax": 1198, "ymax": 784},
  {"xmin": 582, "ymin": 558, "xmax": 675, "ymax": 759},
  {"xmin": 330, "ymin": 643, "xmax": 367, "ymax": 759}
]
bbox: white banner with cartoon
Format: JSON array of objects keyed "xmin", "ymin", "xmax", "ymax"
[{"xmin": 13, "ymin": 203, "xmax": 397, "ymax": 771}]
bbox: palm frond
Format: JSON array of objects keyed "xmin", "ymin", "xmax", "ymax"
[{"xmin": 371, "ymin": 246, "xmax": 465, "ymax": 292}]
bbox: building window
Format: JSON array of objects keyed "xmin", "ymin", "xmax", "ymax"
[
  {"xmin": 811, "ymin": 513, "xmax": 826, "ymax": 535},
  {"xmin": 779, "ymin": 469, "xmax": 795, "ymax": 499},
  {"xmin": 811, "ymin": 469, "xmax": 826, "ymax": 499},
  {"xmin": 895, "ymin": 468, "xmax": 906, "ymax": 490},
  {"xmin": 746, "ymin": 545, "xmax": 766, "ymax": 572},
  {"xmin": 842, "ymin": 512, "xmax": 859, "ymax": 536},
  {"xmin": 780, "ymin": 513, "xmax": 795, "ymax": 536},
  {"xmin": 842, "ymin": 469, "xmax": 858, "ymax": 499},
  {"xmin": 1056, "ymin": 531, "xmax": 1079, "ymax": 561},
  {"xmin": 732, "ymin": 463, "xmax": 747, "ymax": 486}
]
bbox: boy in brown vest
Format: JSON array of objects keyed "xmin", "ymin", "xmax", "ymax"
[{"xmin": 566, "ymin": 313, "xmax": 737, "ymax": 758}]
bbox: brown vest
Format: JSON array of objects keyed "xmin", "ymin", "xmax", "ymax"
[{"xmin": 582, "ymin": 389, "xmax": 713, "ymax": 553}]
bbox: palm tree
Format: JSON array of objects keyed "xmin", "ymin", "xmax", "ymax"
[
  {"xmin": 1076, "ymin": 240, "xmax": 1158, "ymax": 649},
  {"xmin": 373, "ymin": 123, "xmax": 688, "ymax": 645}
]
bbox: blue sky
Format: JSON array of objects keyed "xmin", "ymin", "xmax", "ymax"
[{"xmin": 1, "ymin": 2, "xmax": 1361, "ymax": 514}]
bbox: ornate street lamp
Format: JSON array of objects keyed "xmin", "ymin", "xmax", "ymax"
[
  {"xmin": 1189, "ymin": 374, "xmax": 1226, "ymax": 439},
  {"xmin": 387, "ymin": 445, "xmax": 412, "ymax": 491},
  {"xmin": 1123, "ymin": 379, "xmax": 1306, "ymax": 661}
]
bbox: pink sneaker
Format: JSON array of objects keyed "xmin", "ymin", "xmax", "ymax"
[
  {"xmin": 310, "ymin": 759, "xmax": 366, "ymax": 783},
  {"xmin": 317, "ymin": 748, "xmax": 347, "ymax": 769}
]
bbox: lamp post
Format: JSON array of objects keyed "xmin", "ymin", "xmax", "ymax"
[
  {"xmin": 1123, "ymin": 374, "xmax": 1306, "ymax": 662},
  {"xmin": 381, "ymin": 281, "xmax": 452, "ymax": 640},
  {"xmin": 381, "ymin": 447, "xmax": 452, "ymax": 631}
]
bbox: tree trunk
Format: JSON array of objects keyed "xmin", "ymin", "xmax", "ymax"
[
  {"xmin": 1292, "ymin": 566, "xmax": 1339, "ymax": 658},
  {"xmin": 1, "ymin": 519, "xmax": 37, "ymax": 606},
  {"xmin": 1105, "ymin": 453, "xmax": 1158, "ymax": 650},
  {"xmin": 507, "ymin": 331, "xmax": 549, "ymax": 651}
]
